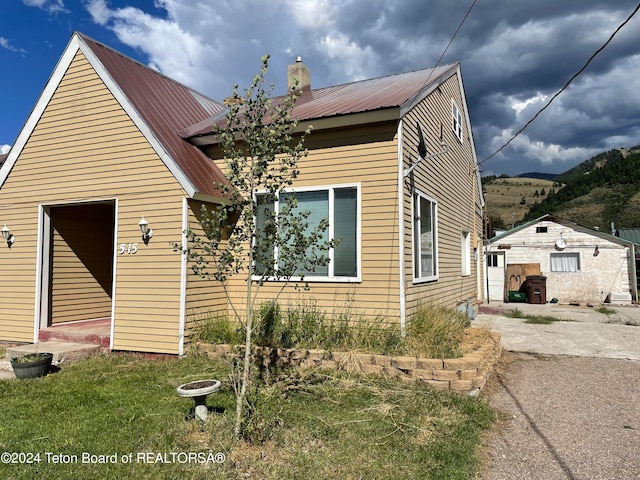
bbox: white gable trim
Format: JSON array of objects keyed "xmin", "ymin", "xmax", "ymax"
[
  {"xmin": 397, "ymin": 64, "xmax": 484, "ymax": 210},
  {"xmin": 0, "ymin": 34, "xmax": 80, "ymax": 188},
  {"xmin": 454, "ymin": 65, "xmax": 484, "ymax": 208},
  {"xmin": 399, "ymin": 64, "xmax": 458, "ymax": 118},
  {"xmin": 0, "ymin": 33, "xmax": 199, "ymax": 197}
]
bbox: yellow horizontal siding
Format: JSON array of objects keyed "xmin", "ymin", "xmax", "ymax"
[
  {"xmin": 211, "ymin": 122, "xmax": 402, "ymax": 324},
  {"xmin": 49, "ymin": 204, "xmax": 114, "ymax": 324},
  {"xmin": 183, "ymin": 200, "xmax": 227, "ymax": 344},
  {"xmin": 401, "ymin": 73, "xmax": 482, "ymax": 316},
  {"xmin": 0, "ymin": 50, "xmax": 187, "ymax": 352}
]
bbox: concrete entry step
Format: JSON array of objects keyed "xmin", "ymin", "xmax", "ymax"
[
  {"xmin": 39, "ymin": 318, "xmax": 111, "ymax": 348},
  {"xmin": 1, "ymin": 342, "xmax": 102, "ymax": 380},
  {"xmin": 5, "ymin": 341, "xmax": 101, "ymax": 365}
]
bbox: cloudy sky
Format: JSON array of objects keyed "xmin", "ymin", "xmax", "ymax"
[{"xmin": 1, "ymin": 0, "xmax": 639, "ymax": 176}]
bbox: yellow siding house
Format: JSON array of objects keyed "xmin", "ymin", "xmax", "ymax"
[{"xmin": 0, "ymin": 32, "xmax": 483, "ymax": 354}]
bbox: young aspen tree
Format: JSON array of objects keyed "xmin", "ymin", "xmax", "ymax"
[{"xmin": 175, "ymin": 55, "xmax": 332, "ymax": 437}]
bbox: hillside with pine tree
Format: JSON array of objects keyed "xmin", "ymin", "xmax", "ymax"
[{"xmin": 483, "ymin": 144, "xmax": 640, "ymax": 234}]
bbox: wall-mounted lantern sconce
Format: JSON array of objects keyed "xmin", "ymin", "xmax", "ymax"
[
  {"xmin": 1, "ymin": 224, "xmax": 15, "ymax": 248},
  {"xmin": 138, "ymin": 216, "xmax": 154, "ymax": 245}
]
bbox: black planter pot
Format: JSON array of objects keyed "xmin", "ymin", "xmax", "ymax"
[{"xmin": 10, "ymin": 353, "xmax": 54, "ymax": 379}]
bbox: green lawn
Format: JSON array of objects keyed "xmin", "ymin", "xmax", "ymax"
[{"xmin": 0, "ymin": 353, "xmax": 495, "ymax": 479}]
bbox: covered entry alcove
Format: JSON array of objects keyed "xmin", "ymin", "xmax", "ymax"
[{"xmin": 38, "ymin": 201, "xmax": 115, "ymax": 343}]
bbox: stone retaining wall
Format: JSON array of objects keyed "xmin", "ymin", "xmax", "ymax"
[{"xmin": 196, "ymin": 331, "xmax": 502, "ymax": 396}]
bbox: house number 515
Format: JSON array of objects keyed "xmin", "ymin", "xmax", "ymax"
[{"xmin": 118, "ymin": 243, "xmax": 138, "ymax": 255}]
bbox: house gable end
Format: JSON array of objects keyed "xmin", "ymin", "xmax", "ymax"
[{"xmin": 0, "ymin": 32, "xmax": 226, "ymax": 202}]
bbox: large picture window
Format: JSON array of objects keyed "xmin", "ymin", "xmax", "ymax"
[
  {"xmin": 255, "ymin": 185, "xmax": 359, "ymax": 280},
  {"xmin": 413, "ymin": 191, "xmax": 438, "ymax": 281},
  {"xmin": 550, "ymin": 252, "xmax": 580, "ymax": 272}
]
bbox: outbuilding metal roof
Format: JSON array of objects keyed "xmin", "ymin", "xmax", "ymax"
[{"xmin": 79, "ymin": 33, "xmax": 230, "ymax": 200}]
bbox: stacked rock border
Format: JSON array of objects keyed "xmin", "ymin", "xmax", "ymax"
[{"xmin": 196, "ymin": 331, "xmax": 501, "ymax": 396}]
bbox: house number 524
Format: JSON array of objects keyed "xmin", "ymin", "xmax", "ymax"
[{"xmin": 118, "ymin": 243, "xmax": 138, "ymax": 255}]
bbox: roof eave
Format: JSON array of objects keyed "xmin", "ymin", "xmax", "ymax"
[
  {"xmin": 186, "ymin": 107, "xmax": 401, "ymax": 147},
  {"xmin": 399, "ymin": 63, "xmax": 459, "ymax": 118},
  {"xmin": 490, "ymin": 214, "xmax": 635, "ymax": 247}
]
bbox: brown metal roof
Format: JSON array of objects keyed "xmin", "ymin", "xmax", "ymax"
[
  {"xmin": 0, "ymin": 154, "xmax": 7, "ymax": 168},
  {"xmin": 181, "ymin": 63, "xmax": 458, "ymax": 139},
  {"xmin": 79, "ymin": 33, "xmax": 230, "ymax": 200}
]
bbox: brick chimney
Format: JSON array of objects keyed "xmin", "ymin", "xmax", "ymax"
[{"xmin": 287, "ymin": 56, "xmax": 311, "ymax": 92}]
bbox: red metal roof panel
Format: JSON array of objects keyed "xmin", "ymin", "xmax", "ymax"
[
  {"xmin": 79, "ymin": 33, "xmax": 230, "ymax": 199},
  {"xmin": 183, "ymin": 63, "xmax": 458, "ymax": 139}
]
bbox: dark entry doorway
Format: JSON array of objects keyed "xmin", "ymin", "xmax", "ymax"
[{"xmin": 46, "ymin": 202, "xmax": 115, "ymax": 326}]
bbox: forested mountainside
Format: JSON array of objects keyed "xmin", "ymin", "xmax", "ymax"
[{"xmin": 483, "ymin": 144, "xmax": 640, "ymax": 233}]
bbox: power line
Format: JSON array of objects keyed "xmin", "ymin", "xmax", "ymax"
[
  {"xmin": 480, "ymin": 2, "xmax": 640, "ymax": 166},
  {"xmin": 420, "ymin": 0, "xmax": 477, "ymax": 90},
  {"xmin": 434, "ymin": 0, "xmax": 477, "ymax": 71}
]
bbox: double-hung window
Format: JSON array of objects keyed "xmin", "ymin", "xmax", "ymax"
[
  {"xmin": 452, "ymin": 100, "xmax": 463, "ymax": 143},
  {"xmin": 461, "ymin": 231, "xmax": 471, "ymax": 276},
  {"xmin": 413, "ymin": 191, "xmax": 438, "ymax": 281},
  {"xmin": 550, "ymin": 252, "xmax": 580, "ymax": 272},
  {"xmin": 255, "ymin": 184, "xmax": 359, "ymax": 280}
]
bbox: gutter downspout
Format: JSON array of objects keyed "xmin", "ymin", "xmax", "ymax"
[{"xmin": 397, "ymin": 119, "xmax": 406, "ymax": 336}]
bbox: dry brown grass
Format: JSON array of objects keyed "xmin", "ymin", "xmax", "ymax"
[{"xmin": 460, "ymin": 326, "xmax": 494, "ymax": 355}]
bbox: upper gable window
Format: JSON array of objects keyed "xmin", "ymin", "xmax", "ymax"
[{"xmin": 452, "ymin": 100, "xmax": 463, "ymax": 143}]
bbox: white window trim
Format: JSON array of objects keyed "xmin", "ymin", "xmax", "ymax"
[
  {"xmin": 452, "ymin": 99, "xmax": 463, "ymax": 143},
  {"xmin": 550, "ymin": 252, "xmax": 581, "ymax": 273},
  {"xmin": 461, "ymin": 230, "xmax": 471, "ymax": 276},
  {"xmin": 412, "ymin": 189, "xmax": 438, "ymax": 283},
  {"xmin": 253, "ymin": 182, "xmax": 361, "ymax": 283}
]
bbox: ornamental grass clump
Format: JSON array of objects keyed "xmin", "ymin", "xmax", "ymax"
[
  {"xmin": 194, "ymin": 300, "xmax": 472, "ymax": 359},
  {"xmin": 405, "ymin": 303, "xmax": 469, "ymax": 359}
]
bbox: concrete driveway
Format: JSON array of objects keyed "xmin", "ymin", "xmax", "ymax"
[
  {"xmin": 474, "ymin": 303, "xmax": 640, "ymax": 480},
  {"xmin": 475, "ymin": 302, "xmax": 640, "ymax": 360}
]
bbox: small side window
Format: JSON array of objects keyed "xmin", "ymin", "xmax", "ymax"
[
  {"xmin": 452, "ymin": 100, "xmax": 463, "ymax": 142},
  {"xmin": 461, "ymin": 231, "xmax": 471, "ymax": 276}
]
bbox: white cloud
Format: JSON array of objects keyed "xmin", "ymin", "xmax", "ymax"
[
  {"xmin": 1, "ymin": 145, "xmax": 11, "ymax": 155},
  {"xmin": 319, "ymin": 33, "xmax": 378, "ymax": 81},
  {"xmin": 510, "ymin": 93, "xmax": 548, "ymax": 115},
  {"xmin": 85, "ymin": 0, "xmax": 110, "ymax": 25},
  {"xmin": 0, "ymin": 37, "xmax": 27, "ymax": 55},
  {"xmin": 22, "ymin": 0, "xmax": 67, "ymax": 14},
  {"xmin": 490, "ymin": 129, "xmax": 598, "ymax": 168},
  {"xmin": 74, "ymin": 0, "xmax": 640, "ymax": 176},
  {"xmin": 286, "ymin": 0, "xmax": 337, "ymax": 29},
  {"xmin": 86, "ymin": 0, "xmax": 212, "ymax": 88}
]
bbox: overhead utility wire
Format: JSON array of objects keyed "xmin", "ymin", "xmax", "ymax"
[
  {"xmin": 419, "ymin": 0, "xmax": 477, "ymax": 90},
  {"xmin": 480, "ymin": 2, "xmax": 640, "ymax": 165}
]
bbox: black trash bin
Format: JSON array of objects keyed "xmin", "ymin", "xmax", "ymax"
[{"xmin": 524, "ymin": 275, "xmax": 547, "ymax": 304}]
